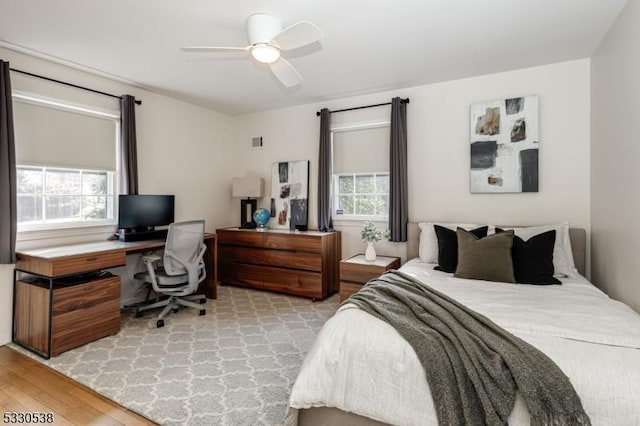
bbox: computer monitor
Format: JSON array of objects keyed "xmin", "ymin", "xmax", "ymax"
[{"xmin": 117, "ymin": 194, "xmax": 175, "ymax": 232}]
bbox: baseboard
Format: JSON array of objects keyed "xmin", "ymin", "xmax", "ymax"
[{"xmin": 0, "ymin": 332, "xmax": 11, "ymax": 346}]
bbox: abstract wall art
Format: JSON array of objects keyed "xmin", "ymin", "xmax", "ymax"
[
  {"xmin": 270, "ymin": 160, "xmax": 309, "ymax": 229},
  {"xmin": 470, "ymin": 95, "xmax": 539, "ymax": 193}
]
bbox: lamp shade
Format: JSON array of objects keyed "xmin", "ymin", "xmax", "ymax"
[{"xmin": 232, "ymin": 177, "xmax": 264, "ymax": 198}]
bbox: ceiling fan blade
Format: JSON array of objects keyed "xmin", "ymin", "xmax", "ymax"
[
  {"xmin": 269, "ymin": 58, "xmax": 303, "ymax": 88},
  {"xmin": 270, "ymin": 21, "xmax": 323, "ymax": 50},
  {"xmin": 180, "ymin": 46, "xmax": 249, "ymax": 53}
]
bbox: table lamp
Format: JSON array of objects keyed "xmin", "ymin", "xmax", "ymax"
[{"xmin": 232, "ymin": 177, "xmax": 264, "ymax": 229}]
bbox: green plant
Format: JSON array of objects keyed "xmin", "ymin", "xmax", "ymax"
[{"xmin": 360, "ymin": 221, "xmax": 391, "ymax": 243}]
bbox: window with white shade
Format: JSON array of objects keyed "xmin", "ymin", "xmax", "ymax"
[
  {"xmin": 12, "ymin": 96, "xmax": 118, "ymax": 230},
  {"xmin": 332, "ymin": 124, "xmax": 390, "ymax": 220}
]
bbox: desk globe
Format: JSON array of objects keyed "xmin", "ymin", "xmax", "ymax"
[{"xmin": 252, "ymin": 208, "xmax": 270, "ymax": 230}]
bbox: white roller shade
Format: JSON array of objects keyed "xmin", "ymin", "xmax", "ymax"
[
  {"xmin": 333, "ymin": 126, "xmax": 389, "ymax": 174},
  {"xmin": 13, "ymin": 100, "xmax": 117, "ymax": 171}
]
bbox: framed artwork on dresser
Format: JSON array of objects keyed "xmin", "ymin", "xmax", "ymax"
[{"xmin": 270, "ymin": 160, "xmax": 309, "ymax": 230}]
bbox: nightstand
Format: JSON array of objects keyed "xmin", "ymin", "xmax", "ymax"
[{"xmin": 339, "ymin": 254, "xmax": 401, "ymax": 302}]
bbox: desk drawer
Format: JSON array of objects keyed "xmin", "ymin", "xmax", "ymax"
[
  {"xmin": 50, "ymin": 251, "xmax": 125, "ymax": 276},
  {"xmin": 53, "ymin": 277, "xmax": 120, "ymax": 315},
  {"xmin": 51, "ymin": 299, "xmax": 121, "ymax": 356},
  {"xmin": 17, "ymin": 251, "xmax": 125, "ymax": 277}
]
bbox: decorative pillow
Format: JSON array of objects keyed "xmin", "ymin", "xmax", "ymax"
[
  {"xmin": 454, "ymin": 228, "xmax": 516, "ymax": 283},
  {"xmin": 419, "ymin": 222, "xmax": 494, "ymax": 263},
  {"xmin": 509, "ymin": 230, "xmax": 561, "ymax": 285},
  {"xmin": 434, "ymin": 225, "xmax": 488, "ymax": 273},
  {"xmin": 499, "ymin": 223, "xmax": 576, "ymax": 278}
]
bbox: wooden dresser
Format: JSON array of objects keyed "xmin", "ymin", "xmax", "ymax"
[{"xmin": 217, "ymin": 228, "xmax": 340, "ymax": 300}]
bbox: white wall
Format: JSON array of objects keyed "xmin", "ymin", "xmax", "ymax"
[
  {"xmin": 0, "ymin": 50, "xmax": 595, "ymax": 344},
  {"xmin": 0, "ymin": 47, "xmax": 237, "ymax": 343},
  {"xmin": 235, "ymin": 60, "xmax": 591, "ymax": 263},
  {"xmin": 591, "ymin": 0, "xmax": 640, "ymax": 312}
]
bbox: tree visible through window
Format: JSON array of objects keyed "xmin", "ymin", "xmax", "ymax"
[
  {"xmin": 334, "ymin": 172, "xmax": 389, "ymax": 217},
  {"xmin": 17, "ymin": 166, "xmax": 114, "ymax": 226}
]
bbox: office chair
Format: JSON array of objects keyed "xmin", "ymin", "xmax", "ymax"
[{"xmin": 134, "ymin": 220, "xmax": 207, "ymax": 328}]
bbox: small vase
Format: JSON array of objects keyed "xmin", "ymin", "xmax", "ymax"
[{"xmin": 365, "ymin": 242, "xmax": 376, "ymax": 262}]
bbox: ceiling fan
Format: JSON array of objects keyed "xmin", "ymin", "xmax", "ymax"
[{"xmin": 181, "ymin": 14, "xmax": 323, "ymax": 88}]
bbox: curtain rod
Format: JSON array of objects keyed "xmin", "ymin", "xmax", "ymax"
[
  {"xmin": 316, "ymin": 98, "xmax": 409, "ymax": 116},
  {"xmin": 9, "ymin": 67, "xmax": 142, "ymax": 105}
]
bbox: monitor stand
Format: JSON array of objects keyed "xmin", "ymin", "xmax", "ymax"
[{"xmin": 116, "ymin": 229, "xmax": 168, "ymax": 242}]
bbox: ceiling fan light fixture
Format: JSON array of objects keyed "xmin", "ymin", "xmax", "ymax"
[{"xmin": 251, "ymin": 44, "xmax": 280, "ymax": 64}]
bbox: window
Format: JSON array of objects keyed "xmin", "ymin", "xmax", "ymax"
[
  {"xmin": 332, "ymin": 123, "xmax": 390, "ymax": 219},
  {"xmin": 17, "ymin": 166, "xmax": 114, "ymax": 226},
  {"xmin": 334, "ymin": 172, "xmax": 389, "ymax": 217},
  {"xmin": 12, "ymin": 94, "xmax": 119, "ymax": 231}
]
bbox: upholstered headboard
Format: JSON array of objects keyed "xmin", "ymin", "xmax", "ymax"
[{"xmin": 406, "ymin": 222, "xmax": 586, "ymax": 276}]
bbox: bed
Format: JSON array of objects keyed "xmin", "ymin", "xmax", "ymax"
[{"xmin": 285, "ymin": 223, "xmax": 640, "ymax": 425}]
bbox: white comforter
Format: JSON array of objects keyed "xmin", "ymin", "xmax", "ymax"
[{"xmin": 286, "ymin": 259, "xmax": 640, "ymax": 425}]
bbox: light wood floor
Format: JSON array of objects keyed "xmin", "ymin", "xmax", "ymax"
[{"xmin": 0, "ymin": 346, "xmax": 156, "ymax": 425}]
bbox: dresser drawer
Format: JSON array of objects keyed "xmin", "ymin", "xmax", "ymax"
[
  {"xmin": 53, "ymin": 276, "xmax": 120, "ymax": 315},
  {"xmin": 217, "ymin": 230, "xmax": 263, "ymax": 247},
  {"xmin": 262, "ymin": 266, "xmax": 323, "ymax": 298},
  {"xmin": 218, "ymin": 246, "xmax": 264, "ymax": 265},
  {"xmin": 218, "ymin": 262, "xmax": 263, "ymax": 289},
  {"xmin": 263, "ymin": 233, "xmax": 321, "ymax": 253},
  {"xmin": 263, "ymin": 250, "xmax": 322, "ymax": 272}
]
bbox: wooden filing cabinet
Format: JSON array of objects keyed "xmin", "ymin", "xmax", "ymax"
[
  {"xmin": 14, "ymin": 276, "xmax": 121, "ymax": 357},
  {"xmin": 14, "ymin": 247, "xmax": 125, "ymax": 358},
  {"xmin": 340, "ymin": 254, "xmax": 401, "ymax": 302},
  {"xmin": 217, "ymin": 228, "xmax": 340, "ymax": 300}
]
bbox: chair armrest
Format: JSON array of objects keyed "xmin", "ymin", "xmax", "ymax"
[{"xmin": 141, "ymin": 255, "xmax": 162, "ymax": 286}]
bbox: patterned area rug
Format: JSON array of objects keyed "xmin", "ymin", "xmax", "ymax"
[{"xmin": 18, "ymin": 285, "xmax": 339, "ymax": 425}]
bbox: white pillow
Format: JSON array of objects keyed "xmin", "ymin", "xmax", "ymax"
[
  {"xmin": 500, "ymin": 223, "xmax": 577, "ymax": 278},
  {"xmin": 418, "ymin": 222, "xmax": 495, "ymax": 264}
]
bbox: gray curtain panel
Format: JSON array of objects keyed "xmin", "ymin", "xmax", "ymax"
[
  {"xmin": 0, "ymin": 60, "xmax": 17, "ymax": 263},
  {"xmin": 119, "ymin": 94, "xmax": 139, "ymax": 195},
  {"xmin": 389, "ymin": 97, "xmax": 408, "ymax": 242},
  {"xmin": 317, "ymin": 108, "xmax": 333, "ymax": 232}
]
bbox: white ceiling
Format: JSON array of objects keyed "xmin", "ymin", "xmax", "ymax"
[{"xmin": 0, "ymin": 0, "xmax": 627, "ymax": 115}]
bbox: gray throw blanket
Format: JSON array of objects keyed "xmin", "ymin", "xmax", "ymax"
[{"xmin": 347, "ymin": 270, "xmax": 590, "ymax": 426}]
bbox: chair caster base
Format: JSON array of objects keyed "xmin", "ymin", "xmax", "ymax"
[
  {"xmin": 135, "ymin": 310, "xmax": 143, "ymax": 318},
  {"xmin": 199, "ymin": 298, "xmax": 206, "ymax": 304},
  {"xmin": 156, "ymin": 319, "xmax": 164, "ymax": 328},
  {"xmin": 173, "ymin": 308, "xmax": 179, "ymax": 313},
  {"xmin": 199, "ymin": 309, "xmax": 206, "ymax": 316}
]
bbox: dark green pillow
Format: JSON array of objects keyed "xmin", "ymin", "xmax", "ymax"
[
  {"xmin": 434, "ymin": 225, "xmax": 489, "ymax": 273},
  {"xmin": 454, "ymin": 228, "xmax": 516, "ymax": 283}
]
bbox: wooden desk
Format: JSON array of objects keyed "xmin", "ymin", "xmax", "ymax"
[
  {"xmin": 13, "ymin": 234, "xmax": 217, "ymax": 358},
  {"xmin": 16, "ymin": 234, "xmax": 217, "ymax": 298}
]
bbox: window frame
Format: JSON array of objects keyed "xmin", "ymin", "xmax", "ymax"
[
  {"xmin": 17, "ymin": 165, "xmax": 116, "ymax": 232},
  {"xmin": 12, "ymin": 93, "xmax": 120, "ymax": 234},
  {"xmin": 331, "ymin": 121, "xmax": 391, "ymax": 222}
]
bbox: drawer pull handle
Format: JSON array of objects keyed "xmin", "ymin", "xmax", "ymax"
[{"xmin": 85, "ymin": 257, "xmax": 98, "ymax": 262}]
